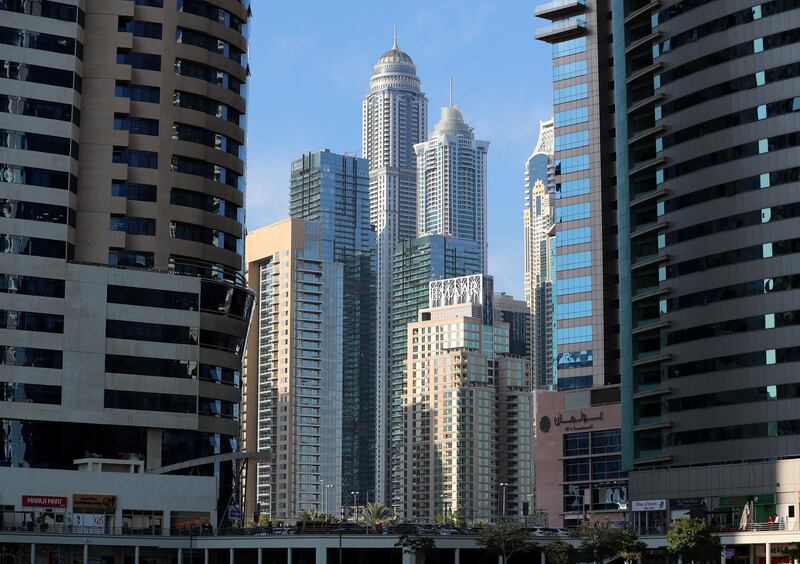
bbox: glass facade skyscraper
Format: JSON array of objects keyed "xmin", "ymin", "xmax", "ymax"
[{"xmin": 289, "ymin": 149, "xmax": 376, "ymax": 507}]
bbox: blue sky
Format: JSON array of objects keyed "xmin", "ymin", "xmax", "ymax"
[{"xmin": 245, "ymin": 0, "xmax": 553, "ymax": 296}]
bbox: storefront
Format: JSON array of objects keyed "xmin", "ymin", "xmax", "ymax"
[
  {"xmin": 72, "ymin": 495, "xmax": 116, "ymax": 534},
  {"xmin": 18, "ymin": 496, "xmax": 68, "ymax": 533},
  {"xmin": 630, "ymin": 499, "xmax": 667, "ymax": 535}
]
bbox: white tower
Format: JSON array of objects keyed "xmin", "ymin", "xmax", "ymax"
[
  {"xmin": 362, "ymin": 30, "xmax": 428, "ymax": 503},
  {"xmin": 414, "ymin": 86, "xmax": 489, "ymax": 272}
]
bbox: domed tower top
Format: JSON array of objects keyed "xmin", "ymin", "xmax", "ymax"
[{"xmin": 368, "ymin": 26, "xmax": 421, "ymax": 93}]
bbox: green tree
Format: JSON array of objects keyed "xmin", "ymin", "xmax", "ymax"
[
  {"xmin": 395, "ymin": 535, "xmax": 436, "ymax": 564},
  {"xmin": 432, "ymin": 511, "xmax": 465, "ymax": 527},
  {"xmin": 575, "ymin": 521, "xmax": 628, "ymax": 564},
  {"xmin": 619, "ymin": 530, "xmax": 648, "ymax": 564},
  {"xmin": 545, "ymin": 540, "xmax": 578, "ymax": 564},
  {"xmin": 666, "ymin": 518, "xmax": 723, "ymax": 564},
  {"xmin": 361, "ymin": 502, "xmax": 395, "ymax": 526},
  {"xmin": 476, "ymin": 521, "xmax": 538, "ymax": 564},
  {"xmin": 297, "ymin": 510, "xmax": 339, "ymax": 524}
]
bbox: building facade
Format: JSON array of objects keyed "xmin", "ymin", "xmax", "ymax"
[
  {"xmin": 0, "ymin": 0, "xmax": 253, "ymax": 517},
  {"xmin": 401, "ymin": 275, "xmax": 532, "ymax": 523},
  {"xmin": 362, "ymin": 35, "xmax": 428, "ymax": 504},
  {"xmin": 243, "ymin": 220, "xmax": 343, "ymax": 521},
  {"xmin": 523, "ymin": 119, "xmax": 555, "ymax": 390},
  {"xmin": 611, "ymin": 0, "xmax": 800, "ymax": 527},
  {"xmin": 414, "ymin": 104, "xmax": 489, "ymax": 272},
  {"xmin": 390, "ymin": 235, "xmax": 483, "ymax": 514},
  {"xmin": 288, "ymin": 149, "xmax": 376, "ymax": 508},
  {"xmin": 493, "ymin": 293, "xmax": 530, "ymax": 359}
]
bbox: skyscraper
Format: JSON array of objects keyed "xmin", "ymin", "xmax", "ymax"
[
  {"xmin": 1, "ymin": 0, "xmax": 252, "ymax": 518},
  {"xmin": 414, "ymin": 99, "xmax": 489, "ymax": 272},
  {"xmin": 243, "ymin": 219, "xmax": 343, "ymax": 521},
  {"xmin": 612, "ymin": 0, "xmax": 800, "ymax": 527},
  {"xmin": 523, "ymin": 119, "xmax": 555, "ymax": 390},
  {"xmin": 401, "ymin": 275, "xmax": 532, "ymax": 522},
  {"xmin": 390, "ymin": 235, "xmax": 482, "ymax": 514},
  {"xmin": 362, "ymin": 33, "xmax": 428, "ymax": 503},
  {"xmin": 288, "ymin": 149, "xmax": 376, "ymax": 508}
]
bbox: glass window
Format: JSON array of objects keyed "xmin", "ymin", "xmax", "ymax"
[
  {"xmin": 171, "ymin": 156, "xmax": 241, "ymax": 190},
  {"xmin": 0, "ymin": 129, "xmax": 72, "ymax": 156},
  {"xmin": 556, "ymin": 202, "xmax": 591, "ymax": 223},
  {"xmin": 112, "ymin": 149, "xmax": 158, "ymax": 169},
  {"xmin": 173, "ymin": 91, "xmax": 242, "ymax": 125},
  {"xmin": 0, "ymin": 0, "xmax": 81, "ymax": 23},
  {"xmin": 0, "ymin": 345, "xmax": 62, "ymax": 368},
  {"xmin": 554, "ymin": 83, "xmax": 588, "ymax": 104},
  {"xmin": 564, "ymin": 458, "xmax": 590, "ymax": 482},
  {"xmin": 0, "ymin": 309, "xmax": 64, "ymax": 333},
  {"xmin": 115, "ymin": 82, "xmax": 160, "ymax": 103},
  {"xmin": 555, "ymin": 155, "xmax": 589, "ymax": 175},
  {"xmin": 107, "ymin": 285, "xmax": 198, "ymax": 311},
  {"xmin": 114, "ymin": 116, "xmax": 158, "ymax": 136},
  {"xmin": 556, "ymin": 300, "xmax": 592, "ymax": 320},
  {"xmin": 175, "ymin": 58, "xmax": 241, "ymax": 94},
  {"xmin": 122, "ymin": 510, "xmax": 163, "ymax": 535},
  {"xmin": 0, "ymin": 274, "xmax": 64, "ymax": 298},
  {"xmin": 556, "ymin": 178, "xmax": 590, "ymax": 199},
  {"xmin": 556, "ymin": 350, "xmax": 593, "ymax": 369},
  {"xmin": 112, "ymin": 181, "xmax": 157, "ymax": 202},
  {"xmin": 199, "ymin": 329, "xmax": 243, "ymax": 354},
  {"xmin": 171, "ymin": 188, "xmax": 240, "ymax": 220},
  {"xmin": 110, "ymin": 215, "xmax": 155, "ymax": 235},
  {"xmin": 555, "ymin": 107, "xmax": 589, "ymax": 128},
  {"xmin": 591, "ymin": 429, "xmax": 621, "ymax": 453},
  {"xmin": 592, "ymin": 456, "xmax": 623, "ymax": 480},
  {"xmin": 557, "ymin": 325, "xmax": 593, "ymax": 345},
  {"xmin": 553, "ymin": 37, "xmax": 586, "ymax": 58},
  {"xmin": 558, "ymin": 375, "xmax": 593, "ymax": 390},
  {"xmin": 106, "ymin": 320, "xmax": 198, "ymax": 345},
  {"xmin": 0, "ymin": 198, "xmax": 71, "ymax": 225},
  {"xmin": 0, "ymin": 234, "xmax": 70, "ymax": 259},
  {"xmin": 0, "ymin": 164, "xmax": 74, "ymax": 191},
  {"xmin": 553, "ymin": 60, "xmax": 587, "ymax": 81},
  {"xmin": 106, "ymin": 355, "xmax": 197, "ymax": 379},
  {"xmin": 556, "ymin": 276, "xmax": 592, "ymax": 296},
  {"xmin": 117, "ymin": 18, "xmax": 163, "ymax": 38},
  {"xmin": 0, "ymin": 382, "xmax": 60, "ymax": 404},
  {"xmin": 109, "ymin": 249, "xmax": 154, "ymax": 268},
  {"xmin": 105, "ymin": 389, "xmax": 196, "ymax": 414},
  {"xmin": 170, "ymin": 220, "xmax": 240, "ymax": 252},
  {"xmin": 0, "ymin": 95, "xmax": 75, "ymax": 122},
  {"xmin": 116, "ymin": 50, "xmax": 161, "ymax": 71},
  {"xmin": 555, "ymin": 130, "xmax": 590, "ymax": 151},
  {"xmin": 556, "ymin": 251, "xmax": 591, "ymax": 271},
  {"xmin": 564, "ymin": 432, "xmax": 590, "ymax": 456},
  {"xmin": 0, "ymin": 26, "xmax": 78, "ymax": 56},
  {"xmin": 177, "ymin": 0, "xmax": 243, "ymax": 32},
  {"xmin": 557, "ymin": 226, "xmax": 591, "ymax": 247},
  {"xmin": 172, "ymin": 123, "xmax": 241, "ymax": 156},
  {"xmin": 0, "ymin": 59, "xmax": 78, "ymax": 91},
  {"xmin": 176, "ymin": 27, "xmax": 244, "ymax": 64}
]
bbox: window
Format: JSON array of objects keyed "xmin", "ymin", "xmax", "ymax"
[
  {"xmin": 0, "ymin": 129, "xmax": 72, "ymax": 156},
  {"xmin": 134, "ymin": 0, "xmax": 163, "ymax": 6},
  {"xmin": 553, "ymin": 37, "xmax": 586, "ymax": 58},
  {"xmin": 172, "ymin": 123, "xmax": 241, "ymax": 156},
  {"xmin": 199, "ymin": 364, "xmax": 239, "ymax": 386},
  {"xmin": 564, "ymin": 458, "xmax": 590, "ymax": 482},
  {"xmin": 556, "ymin": 350, "xmax": 593, "ymax": 369},
  {"xmin": 0, "ymin": 345, "xmax": 62, "ymax": 369},
  {"xmin": 564, "ymin": 432, "xmax": 590, "ymax": 456},
  {"xmin": 557, "ymin": 325, "xmax": 592, "ymax": 345},
  {"xmin": 0, "ymin": 0, "xmax": 82, "ymax": 23},
  {"xmin": 106, "ymin": 320, "xmax": 198, "ymax": 345},
  {"xmin": 556, "ymin": 202, "xmax": 590, "ymax": 223},
  {"xmin": 591, "ymin": 430, "xmax": 621, "ymax": 453},
  {"xmin": 556, "ymin": 276, "xmax": 592, "ymax": 296},
  {"xmin": 556, "ymin": 301, "xmax": 592, "ymax": 320},
  {"xmin": 0, "ymin": 164, "xmax": 74, "ymax": 191},
  {"xmin": 556, "ymin": 251, "xmax": 591, "ymax": 271},
  {"xmin": 113, "ymin": 149, "xmax": 158, "ymax": 168},
  {"xmin": 176, "ymin": 27, "xmax": 244, "ymax": 63},
  {"xmin": 173, "ymin": 91, "xmax": 242, "ymax": 125},
  {"xmin": 198, "ymin": 397, "xmax": 238, "ymax": 418},
  {"xmin": 0, "ymin": 59, "xmax": 78, "ymax": 91},
  {"xmin": 112, "ymin": 181, "xmax": 157, "ymax": 201},
  {"xmin": 555, "ymin": 155, "xmax": 589, "ymax": 175},
  {"xmin": 114, "ymin": 116, "xmax": 158, "ymax": 136},
  {"xmin": 110, "ymin": 215, "xmax": 155, "ymax": 235},
  {"xmin": 0, "ymin": 309, "xmax": 64, "ymax": 333},
  {"xmin": 177, "ymin": 0, "xmax": 244, "ymax": 32},
  {"xmin": 555, "ymin": 130, "xmax": 590, "ymax": 151},
  {"xmin": 0, "ymin": 234, "xmax": 71, "ymax": 259},
  {"xmin": 0, "ymin": 95, "xmax": 75, "ymax": 122},
  {"xmin": 553, "ymin": 60, "xmax": 587, "ymax": 81},
  {"xmin": 175, "ymin": 59, "xmax": 241, "ymax": 94},
  {"xmin": 116, "ymin": 50, "xmax": 161, "ymax": 71},
  {"xmin": 171, "ymin": 188, "xmax": 240, "ymax": 220},
  {"xmin": 667, "ymin": 419, "xmax": 800, "ymax": 447},
  {"xmin": 592, "ymin": 456, "xmax": 622, "ymax": 480},
  {"xmin": 170, "ymin": 156, "xmax": 241, "ymax": 189},
  {"xmin": 105, "ymin": 389, "xmax": 196, "ymax": 414},
  {"xmin": 554, "ymin": 83, "xmax": 588, "ymax": 105},
  {"xmin": 556, "ymin": 178, "xmax": 590, "ymax": 199},
  {"xmin": 170, "ymin": 220, "xmax": 240, "ymax": 252},
  {"xmin": 558, "ymin": 375, "xmax": 593, "ymax": 390},
  {"xmin": 557, "ymin": 226, "xmax": 591, "ymax": 247},
  {"xmin": 200, "ymin": 329, "xmax": 243, "ymax": 354},
  {"xmin": 555, "ymin": 107, "xmax": 589, "ymax": 128},
  {"xmin": 117, "ymin": 18, "xmax": 162, "ymax": 38},
  {"xmin": 0, "ymin": 382, "xmax": 60, "ymax": 404},
  {"xmin": 122, "ymin": 510, "xmax": 163, "ymax": 535},
  {"xmin": 108, "ymin": 285, "xmax": 198, "ymax": 311},
  {"xmin": 0, "ymin": 26, "xmax": 80, "ymax": 57},
  {"xmin": 0, "ymin": 198, "xmax": 72, "ymax": 225},
  {"xmin": 668, "ymin": 273, "xmax": 800, "ymax": 312},
  {"xmin": 109, "ymin": 249, "xmax": 154, "ymax": 268},
  {"xmin": 0, "ymin": 274, "xmax": 64, "ymax": 298},
  {"xmin": 106, "ymin": 355, "xmax": 196, "ymax": 379},
  {"xmin": 115, "ymin": 82, "xmax": 160, "ymax": 103}
]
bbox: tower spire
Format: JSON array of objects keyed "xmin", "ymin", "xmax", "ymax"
[
  {"xmin": 393, "ymin": 24, "xmax": 397, "ymax": 48},
  {"xmin": 449, "ymin": 76, "xmax": 453, "ymax": 107}
]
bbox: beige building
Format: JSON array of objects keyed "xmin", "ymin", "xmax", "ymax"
[
  {"xmin": 401, "ymin": 275, "xmax": 532, "ymax": 523},
  {"xmin": 243, "ymin": 219, "xmax": 343, "ymax": 522}
]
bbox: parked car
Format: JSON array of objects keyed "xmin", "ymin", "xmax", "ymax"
[{"xmin": 437, "ymin": 527, "xmax": 459, "ymax": 535}]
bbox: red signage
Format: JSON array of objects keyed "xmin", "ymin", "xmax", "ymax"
[{"xmin": 22, "ymin": 495, "xmax": 67, "ymax": 508}]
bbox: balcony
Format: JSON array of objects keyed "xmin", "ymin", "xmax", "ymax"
[
  {"xmin": 535, "ymin": 0, "xmax": 586, "ymax": 20},
  {"xmin": 536, "ymin": 17, "xmax": 587, "ymax": 43}
]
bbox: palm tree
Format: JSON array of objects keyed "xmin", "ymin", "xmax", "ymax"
[
  {"xmin": 297, "ymin": 510, "xmax": 338, "ymax": 524},
  {"xmin": 361, "ymin": 502, "xmax": 395, "ymax": 527}
]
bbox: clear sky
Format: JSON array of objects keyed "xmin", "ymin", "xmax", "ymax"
[{"xmin": 245, "ymin": 0, "xmax": 553, "ymax": 296}]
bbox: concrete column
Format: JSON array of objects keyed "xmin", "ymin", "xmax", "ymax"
[
  {"xmin": 134, "ymin": 546, "xmax": 140, "ymax": 564},
  {"xmin": 204, "ymin": 549, "xmax": 209, "ymax": 564},
  {"xmin": 178, "ymin": 548, "xmax": 183, "ymax": 564},
  {"xmin": 541, "ymin": 551, "xmax": 546, "ymax": 564},
  {"xmin": 454, "ymin": 548, "xmax": 461, "ymax": 564},
  {"xmin": 678, "ymin": 558, "xmax": 683, "ymax": 564},
  {"xmin": 766, "ymin": 543, "xmax": 771, "ymax": 564},
  {"xmin": 315, "ymin": 547, "xmax": 327, "ymax": 564},
  {"xmin": 257, "ymin": 549, "xmax": 262, "ymax": 564},
  {"xmin": 401, "ymin": 552, "xmax": 416, "ymax": 564},
  {"xmin": 82, "ymin": 545, "xmax": 88, "ymax": 564},
  {"xmin": 287, "ymin": 548, "xmax": 292, "ymax": 564},
  {"xmin": 229, "ymin": 548, "xmax": 235, "ymax": 564},
  {"xmin": 30, "ymin": 544, "xmax": 35, "ymax": 564}
]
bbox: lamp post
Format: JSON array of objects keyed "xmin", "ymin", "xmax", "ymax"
[
  {"xmin": 350, "ymin": 491, "xmax": 359, "ymax": 523},
  {"xmin": 320, "ymin": 479, "xmax": 325, "ymax": 514},
  {"xmin": 499, "ymin": 483, "xmax": 509, "ymax": 520},
  {"xmin": 325, "ymin": 484, "xmax": 334, "ymax": 517}
]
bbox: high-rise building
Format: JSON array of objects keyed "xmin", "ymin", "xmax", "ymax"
[
  {"xmin": 414, "ymin": 101, "xmax": 489, "ymax": 271},
  {"xmin": 523, "ymin": 119, "xmax": 555, "ymax": 390},
  {"xmin": 243, "ymin": 219, "xmax": 343, "ymax": 521},
  {"xmin": 493, "ymin": 293, "xmax": 530, "ymax": 358},
  {"xmin": 288, "ymin": 149, "xmax": 376, "ymax": 508},
  {"xmin": 390, "ymin": 235, "xmax": 482, "ymax": 514},
  {"xmin": 401, "ymin": 275, "xmax": 532, "ymax": 522},
  {"xmin": 0, "ymin": 0, "xmax": 252, "ymax": 522},
  {"xmin": 611, "ymin": 0, "xmax": 800, "ymax": 529},
  {"xmin": 535, "ymin": 0, "xmax": 626, "ymax": 526},
  {"xmin": 362, "ymin": 33, "xmax": 428, "ymax": 503}
]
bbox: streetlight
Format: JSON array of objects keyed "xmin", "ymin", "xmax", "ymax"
[
  {"xmin": 350, "ymin": 491, "xmax": 359, "ymax": 523},
  {"xmin": 499, "ymin": 483, "xmax": 509, "ymax": 520},
  {"xmin": 325, "ymin": 484, "xmax": 334, "ymax": 517},
  {"xmin": 320, "ymin": 479, "xmax": 325, "ymax": 514}
]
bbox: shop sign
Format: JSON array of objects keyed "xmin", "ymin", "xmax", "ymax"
[
  {"xmin": 73, "ymin": 494, "xmax": 117, "ymax": 511},
  {"xmin": 632, "ymin": 499, "xmax": 666, "ymax": 512},
  {"xmin": 670, "ymin": 497, "xmax": 706, "ymax": 509},
  {"xmin": 22, "ymin": 495, "xmax": 67, "ymax": 508},
  {"xmin": 74, "ymin": 514, "xmax": 106, "ymax": 534}
]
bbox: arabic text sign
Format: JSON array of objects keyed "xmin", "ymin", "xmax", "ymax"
[{"xmin": 632, "ymin": 499, "xmax": 667, "ymax": 512}]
